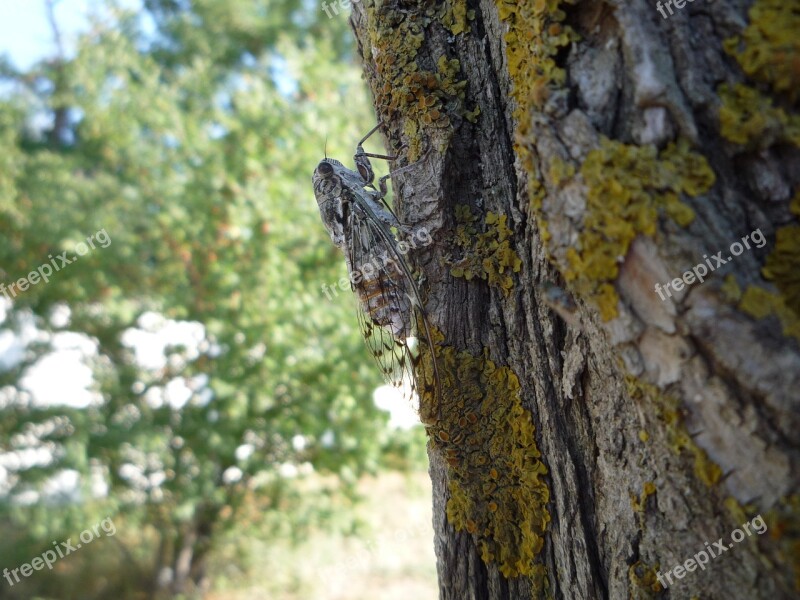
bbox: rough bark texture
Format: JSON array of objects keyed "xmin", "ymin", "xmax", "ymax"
[{"xmin": 351, "ymin": 1, "xmax": 799, "ymax": 598}]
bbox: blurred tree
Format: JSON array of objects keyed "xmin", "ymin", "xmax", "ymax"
[{"xmin": 0, "ymin": 1, "xmax": 397, "ymax": 597}]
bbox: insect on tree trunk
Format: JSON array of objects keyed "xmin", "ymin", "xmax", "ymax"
[{"xmin": 351, "ymin": 1, "xmax": 799, "ymax": 599}]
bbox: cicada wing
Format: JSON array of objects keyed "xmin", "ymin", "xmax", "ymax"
[{"xmin": 345, "ymin": 199, "xmax": 436, "ymax": 411}]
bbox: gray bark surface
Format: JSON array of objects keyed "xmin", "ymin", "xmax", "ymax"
[{"xmin": 351, "ymin": 1, "xmax": 799, "ymax": 598}]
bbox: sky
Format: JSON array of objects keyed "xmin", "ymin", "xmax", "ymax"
[
  {"xmin": 0, "ymin": 0, "xmax": 149, "ymax": 72},
  {"xmin": 0, "ymin": 0, "xmax": 98, "ymax": 69}
]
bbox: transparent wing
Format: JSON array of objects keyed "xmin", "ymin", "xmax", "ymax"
[{"xmin": 344, "ymin": 196, "xmax": 439, "ymax": 415}]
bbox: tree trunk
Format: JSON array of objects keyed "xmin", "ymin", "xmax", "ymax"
[{"xmin": 351, "ymin": 0, "xmax": 798, "ymax": 598}]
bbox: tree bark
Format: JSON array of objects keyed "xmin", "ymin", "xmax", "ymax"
[{"xmin": 351, "ymin": 1, "xmax": 799, "ymax": 599}]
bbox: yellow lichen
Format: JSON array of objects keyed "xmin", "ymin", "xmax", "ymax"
[
  {"xmin": 761, "ymin": 190, "xmax": 800, "ymax": 317},
  {"xmin": 445, "ymin": 477, "xmax": 474, "ymax": 530},
  {"xmin": 722, "ymin": 0, "xmax": 800, "ymax": 103},
  {"xmin": 496, "ymin": 0, "xmax": 579, "ymax": 209},
  {"xmin": 719, "ymin": 0, "xmax": 800, "ymax": 147},
  {"xmin": 426, "ymin": 341, "xmax": 550, "ymax": 581},
  {"xmin": 630, "ymin": 481, "xmax": 657, "ymax": 533},
  {"xmin": 723, "ymin": 496, "xmax": 752, "ymax": 527},
  {"xmin": 761, "ymin": 226, "xmax": 800, "ymax": 311},
  {"xmin": 718, "ymin": 83, "xmax": 800, "ymax": 148},
  {"xmin": 464, "ymin": 103, "xmax": 481, "ymax": 123},
  {"xmin": 739, "ymin": 285, "xmax": 800, "ymax": 341},
  {"xmin": 736, "ymin": 168, "xmax": 800, "ymax": 344},
  {"xmin": 721, "ymin": 273, "xmax": 743, "ymax": 303},
  {"xmin": 626, "ymin": 376, "xmax": 722, "ymax": 488},
  {"xmin": 448, "ymin": 205, "xmax": 522, "ymax": 294},
  {"xmin": 628, "ymin": 560, "xmax": 664, "ymax": 598},
  {"xmin": 763, "ymin": 494, "xmax": 800, "ymax": 591},
  {"xmin": 562, "ymin": 138, "xmax": 715, "ymax": 320},
  {"xmin": 441, "ymin": 0, "xmax": 475, "ymax": 36},
  {"xmin": 630, "ymin": 481, "xmax": 657, "ymax": 513},
  {"xmin": 362, "ymin": 0, "xmax": 480, "ymax": 158}
]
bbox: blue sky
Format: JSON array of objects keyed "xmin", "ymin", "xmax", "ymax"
[
  {"xmin": 0, "ymin": 0, "xmax": 92, "ymax": 68},
  {"xmin": 0, "ymin": 0, "xmax": 143, "ymax": 69},
  {"xmin": 0, "ymin": 0, "xmax": 297, "ymax": 95}
]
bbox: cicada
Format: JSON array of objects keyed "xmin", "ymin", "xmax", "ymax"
[{"xmin": 312, "ymin": 124, "xmax": 440, "ymax": 419}]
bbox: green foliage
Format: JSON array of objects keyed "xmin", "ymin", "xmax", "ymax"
[{"xmin": 0, "ymin": 1, "xmax": 415, "ymax": 596}]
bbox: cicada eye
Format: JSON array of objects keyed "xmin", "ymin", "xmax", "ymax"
[{"xmin": 318, "ymin": 161, "xmax": 334, "ymax": 177}]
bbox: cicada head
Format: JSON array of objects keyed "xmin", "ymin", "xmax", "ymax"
[
  {"xmin": 313, "ymin": 158, "xmax": 348, "ymax": 249},
  {"xmin": 312, "ymin": 158, "xmax": 344, "ymax": 200}
]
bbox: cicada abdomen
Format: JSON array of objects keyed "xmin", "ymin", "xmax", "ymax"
[{"xmin": 350, "ymin": 254, "xmax": 411, "ymax": 339}]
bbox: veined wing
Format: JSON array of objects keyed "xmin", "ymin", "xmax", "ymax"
[{"xmin": 344, "ymin": 194, "xmax": 439, "ymax": 414}]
